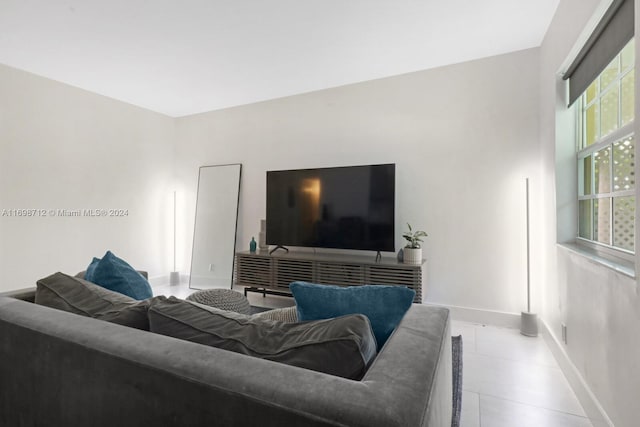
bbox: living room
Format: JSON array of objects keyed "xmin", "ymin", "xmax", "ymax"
[{"xmin": 1, "ymin": 0, "xmax": 638, "ymax": 426}]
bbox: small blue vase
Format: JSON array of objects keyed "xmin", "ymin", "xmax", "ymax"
[{"xmin": 249, "ymin": 237, "xmax": 257, "ymax": 253}]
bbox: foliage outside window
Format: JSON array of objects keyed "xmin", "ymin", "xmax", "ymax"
[{"xmin": 577, "ymin": 39, "xmax": 635, "ymax": 253}]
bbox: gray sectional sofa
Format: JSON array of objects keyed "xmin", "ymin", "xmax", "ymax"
[{"xmin": 0, "ymin": 285, "xmax": 452, "ymax": 427}]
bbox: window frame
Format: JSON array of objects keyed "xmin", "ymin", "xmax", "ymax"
[{"xmin": 575, "ymin": 40, "xmax": 635, "ymax": 260}]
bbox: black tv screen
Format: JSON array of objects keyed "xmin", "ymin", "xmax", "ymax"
[{"xmin": 266, "ymin": 164, "xmax": 395, "ymax": 252}]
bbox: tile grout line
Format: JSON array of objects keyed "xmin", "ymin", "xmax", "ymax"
[
  {"xmin": 478, "ymin": 392, "xmax": 593, "ymax": 421},
  {"xmin": 465, "ymin": 351, "xmax": 563, "ymax": 370}
]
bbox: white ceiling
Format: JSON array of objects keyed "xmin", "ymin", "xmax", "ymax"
[{"xmin": 0, "ymin": 0, "xmax": 559, "ymax": 117}]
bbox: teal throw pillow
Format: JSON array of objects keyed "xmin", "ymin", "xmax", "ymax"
[
  {"xmin": 289, "ymin": 282, "xmax": 415, "ymax": 349},
  {"xmin": 84, "ymin": 257, "xmax": 101, "ymax": 281},
  {"xmin": 88, "ymin": 251, "xmax": 153, "ymax": 300}
]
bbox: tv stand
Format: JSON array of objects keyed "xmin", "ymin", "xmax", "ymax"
[
  {"xmin": 234, "ymin": 251, "xmax": 423, "ymax": 303},
  {"xmin": 268, "ymin": 245, "xmax": 289, "ymax": 255}
]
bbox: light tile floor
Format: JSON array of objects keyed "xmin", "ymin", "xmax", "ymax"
[
  {"xmin": 152, "ymin": 283, "xmax": 592, "ymax": 427},
  {"xmin": 452, "ymin": 320, "xmax": 593, "ymax": 427},
  {"xmin": 152, "ymin": 282, "xmax": 193, "ymax": 300}
]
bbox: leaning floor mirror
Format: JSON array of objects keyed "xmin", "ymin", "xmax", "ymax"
[{"xmin": 189, "ymin": 164, "xmax": 242, "ymax": 289}]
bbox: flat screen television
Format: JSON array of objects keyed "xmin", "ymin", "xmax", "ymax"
[{"xmin": 266, "ymin": 164, "xmax": 395, "ymax": 252}]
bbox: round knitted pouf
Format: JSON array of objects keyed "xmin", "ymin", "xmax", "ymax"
[
  {"xmin": 186, "ymin": 289, "xmax": 252, "ymax": 315},
  {"xmin": 252, "ymin": 306, "xmax": 298, "ymax": 323}
]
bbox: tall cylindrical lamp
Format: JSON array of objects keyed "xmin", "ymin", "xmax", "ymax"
[
  {"xmin": 520, "ymin": 178, "xmax": 538, "ymax": 337},
  {"xmin": 169, "ymin": 190, "xmax": 180, "ymax": 286}
]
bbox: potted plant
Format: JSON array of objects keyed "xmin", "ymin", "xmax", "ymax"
[{"xmin": 402, "ymin": 223, "xmax": 427, "ymax": 264}]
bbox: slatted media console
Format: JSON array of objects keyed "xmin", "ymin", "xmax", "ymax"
[{"xmin": 234, "ymin": 251, "xmax": 423, "ymax": 303}]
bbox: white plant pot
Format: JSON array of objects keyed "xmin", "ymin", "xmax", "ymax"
[{"xmin": 403, "ymin": 247, "xmax": 422, "ymax": 264}]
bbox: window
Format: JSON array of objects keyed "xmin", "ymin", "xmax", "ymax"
[{"xmin": 577, "ymin": 39, "xmax": 635, "ymax": 253}]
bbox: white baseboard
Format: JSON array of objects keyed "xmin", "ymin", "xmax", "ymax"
[
  {"xmin": 540, "ymin": 320, "xmax": 613, "ymax": 427},
  {"xmin": 427, "ymin": 302, "xmax": 521, "ymax": 329}
]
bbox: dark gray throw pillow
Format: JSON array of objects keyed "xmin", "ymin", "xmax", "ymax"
[
  {"xmin": 148, "ymin": 296, "xmax": 377, "ymax": 380},
  {"xmin": 35, "ymin": 272, "xmax": 151, "ymax": 330}
]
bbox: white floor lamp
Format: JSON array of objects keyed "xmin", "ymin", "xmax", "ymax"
[
  {"xmin": 169, "ymin": 190, "xmax": 180, "ymax": 286},
  {"xmin": 521, "ymin": 178, "xmax": 538, "ymax": 337}
]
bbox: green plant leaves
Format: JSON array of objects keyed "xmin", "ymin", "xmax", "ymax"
[{"xmin": 403, "ymin": 223, "xmax": 427, "ymax": 248}]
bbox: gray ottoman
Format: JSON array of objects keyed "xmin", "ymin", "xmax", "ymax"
[
  {"xmin": 186, "ymin": 289, "xmax": 252, "ymax": 315},
  {"xmin": 252, "ymin": 305, "xmax": 298, "ymax": 323}
]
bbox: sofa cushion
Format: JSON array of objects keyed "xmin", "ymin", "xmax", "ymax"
[
  {"xmin": 85, "ymin": 251, "xmax": 153, "ymax": 300},
  {"xmin": 290, "ymin": 281, "xmax": 415, "ymax": 350},
  {"xmin": 35, "ymin": 272, "xmax": 150, "ymax": 330},
  {"xmin": 148, "ymin": 296, "xmax": 377, "ymax": 380}
]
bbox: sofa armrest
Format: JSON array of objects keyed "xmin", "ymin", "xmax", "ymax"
[
  {"xmin": 0, "ymin": 287, "xmax": 35, "ymax": 302},
  {"xmin": 363, "ymin": 304, "xmax": 453, "ymax": 426}
]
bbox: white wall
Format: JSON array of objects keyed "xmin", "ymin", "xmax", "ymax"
[
  {"xmin": 0, "ymin": 64, "xmax": 175, "ymax": 291},
  {"xmin": 174, "ymin": 48, "xmax": 541, "ymax": 314},
  {"xmin": 539, "ymin": 1, "xmax": 640, "ymax": 425}
]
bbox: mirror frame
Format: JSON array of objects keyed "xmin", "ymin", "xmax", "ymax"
[{"xmin": 188, "ymin": 163, "xmax": 242, "ymax": 290}]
